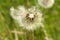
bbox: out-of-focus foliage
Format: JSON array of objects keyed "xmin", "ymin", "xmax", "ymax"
[{"xmin": 0, "ymin": 0, "xmax": 60, "ymax": 40}]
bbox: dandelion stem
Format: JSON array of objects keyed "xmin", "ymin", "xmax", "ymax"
[
  {"xmin": 26, "ymin": 0, "xmax": 30, "ymax": 8},
  {"xmin": 30, "ymin": 30, "xmax": 34, "ymax": 40},
  {"xmin": 27, "ymin": 30, "xmax": 34, "ymax": 40},
  {"xmin": 41, "ymin": 24, "xmax": 49, "ymax": 40},
  {"xmin": 23, "ymin": 29, "xmax": 34, "ymax": 40}
]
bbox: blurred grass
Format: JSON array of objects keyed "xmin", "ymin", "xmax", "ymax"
[{"xmin": 0, "ymin": 0, "xmax": 60, "ymax": 40}]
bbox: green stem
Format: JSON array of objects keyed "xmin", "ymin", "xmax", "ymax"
[
  {"xmin": 30, "ymin": 30, "xmax": 34, "ymax": 40},
  {"xmin": 41, "ymin": 25, "xmax": 49, "ymax": 40},
  {"xmin": 26, "ymin": 0, "xmax": 30, "ymax": 8},
  {"xmin": 27, "ymin": 30, "xmax": 34, "ymax": 40}
]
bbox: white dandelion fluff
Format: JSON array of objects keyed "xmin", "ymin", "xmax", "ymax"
[
  {"xmin": 38, "ymin": 0, "xmax": 54, "ymax": 8},
  {"xmin": 10, "ymin": 6, "xmax": 43, "ymax": 30},
  {"xmin": 10, "ymin": 6, "xmax": 26, "ymax": 20}
]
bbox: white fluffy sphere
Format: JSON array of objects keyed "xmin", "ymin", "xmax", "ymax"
[
  {"xmin": 38, "ymin": 0, "xmax": 54, "ymax": 8},
  {"xmin": 10, "ymin": 6, "xmax": 43, "ymax": 30}
]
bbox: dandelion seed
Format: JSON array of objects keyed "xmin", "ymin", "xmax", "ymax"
[
  {"xmin": 10, "ymin": 6, "xmax": 43, "ymax": 30},
  {"xmin": 38, "ymin": 0, "xmax": 54, "ymax": 8}
]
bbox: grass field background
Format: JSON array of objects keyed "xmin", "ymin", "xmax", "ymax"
[{"xmin": 0, "ymin": 0, "xmax": 60, "ymax": 40}]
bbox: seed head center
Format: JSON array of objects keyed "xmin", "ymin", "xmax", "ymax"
[
  {"xmin": 28, "ymin": 14, "xmax": 34, "ymax": 19},
  {"xmin": 26, "ymin": 13, "xmax": 35, "ymax": 21}
]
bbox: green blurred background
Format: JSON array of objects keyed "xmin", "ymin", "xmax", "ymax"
[{"xmin": 0, "ymin": 0, "xmax": 60, "ymax": 40}]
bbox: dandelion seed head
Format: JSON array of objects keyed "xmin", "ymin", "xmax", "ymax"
[
  {"xmin": 38, "ymin": 0, "xmax": 54, "ymax": 8},
  {"xmin": 10, "ymin": 6, "xmax": 43, "ymax": 30}
]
